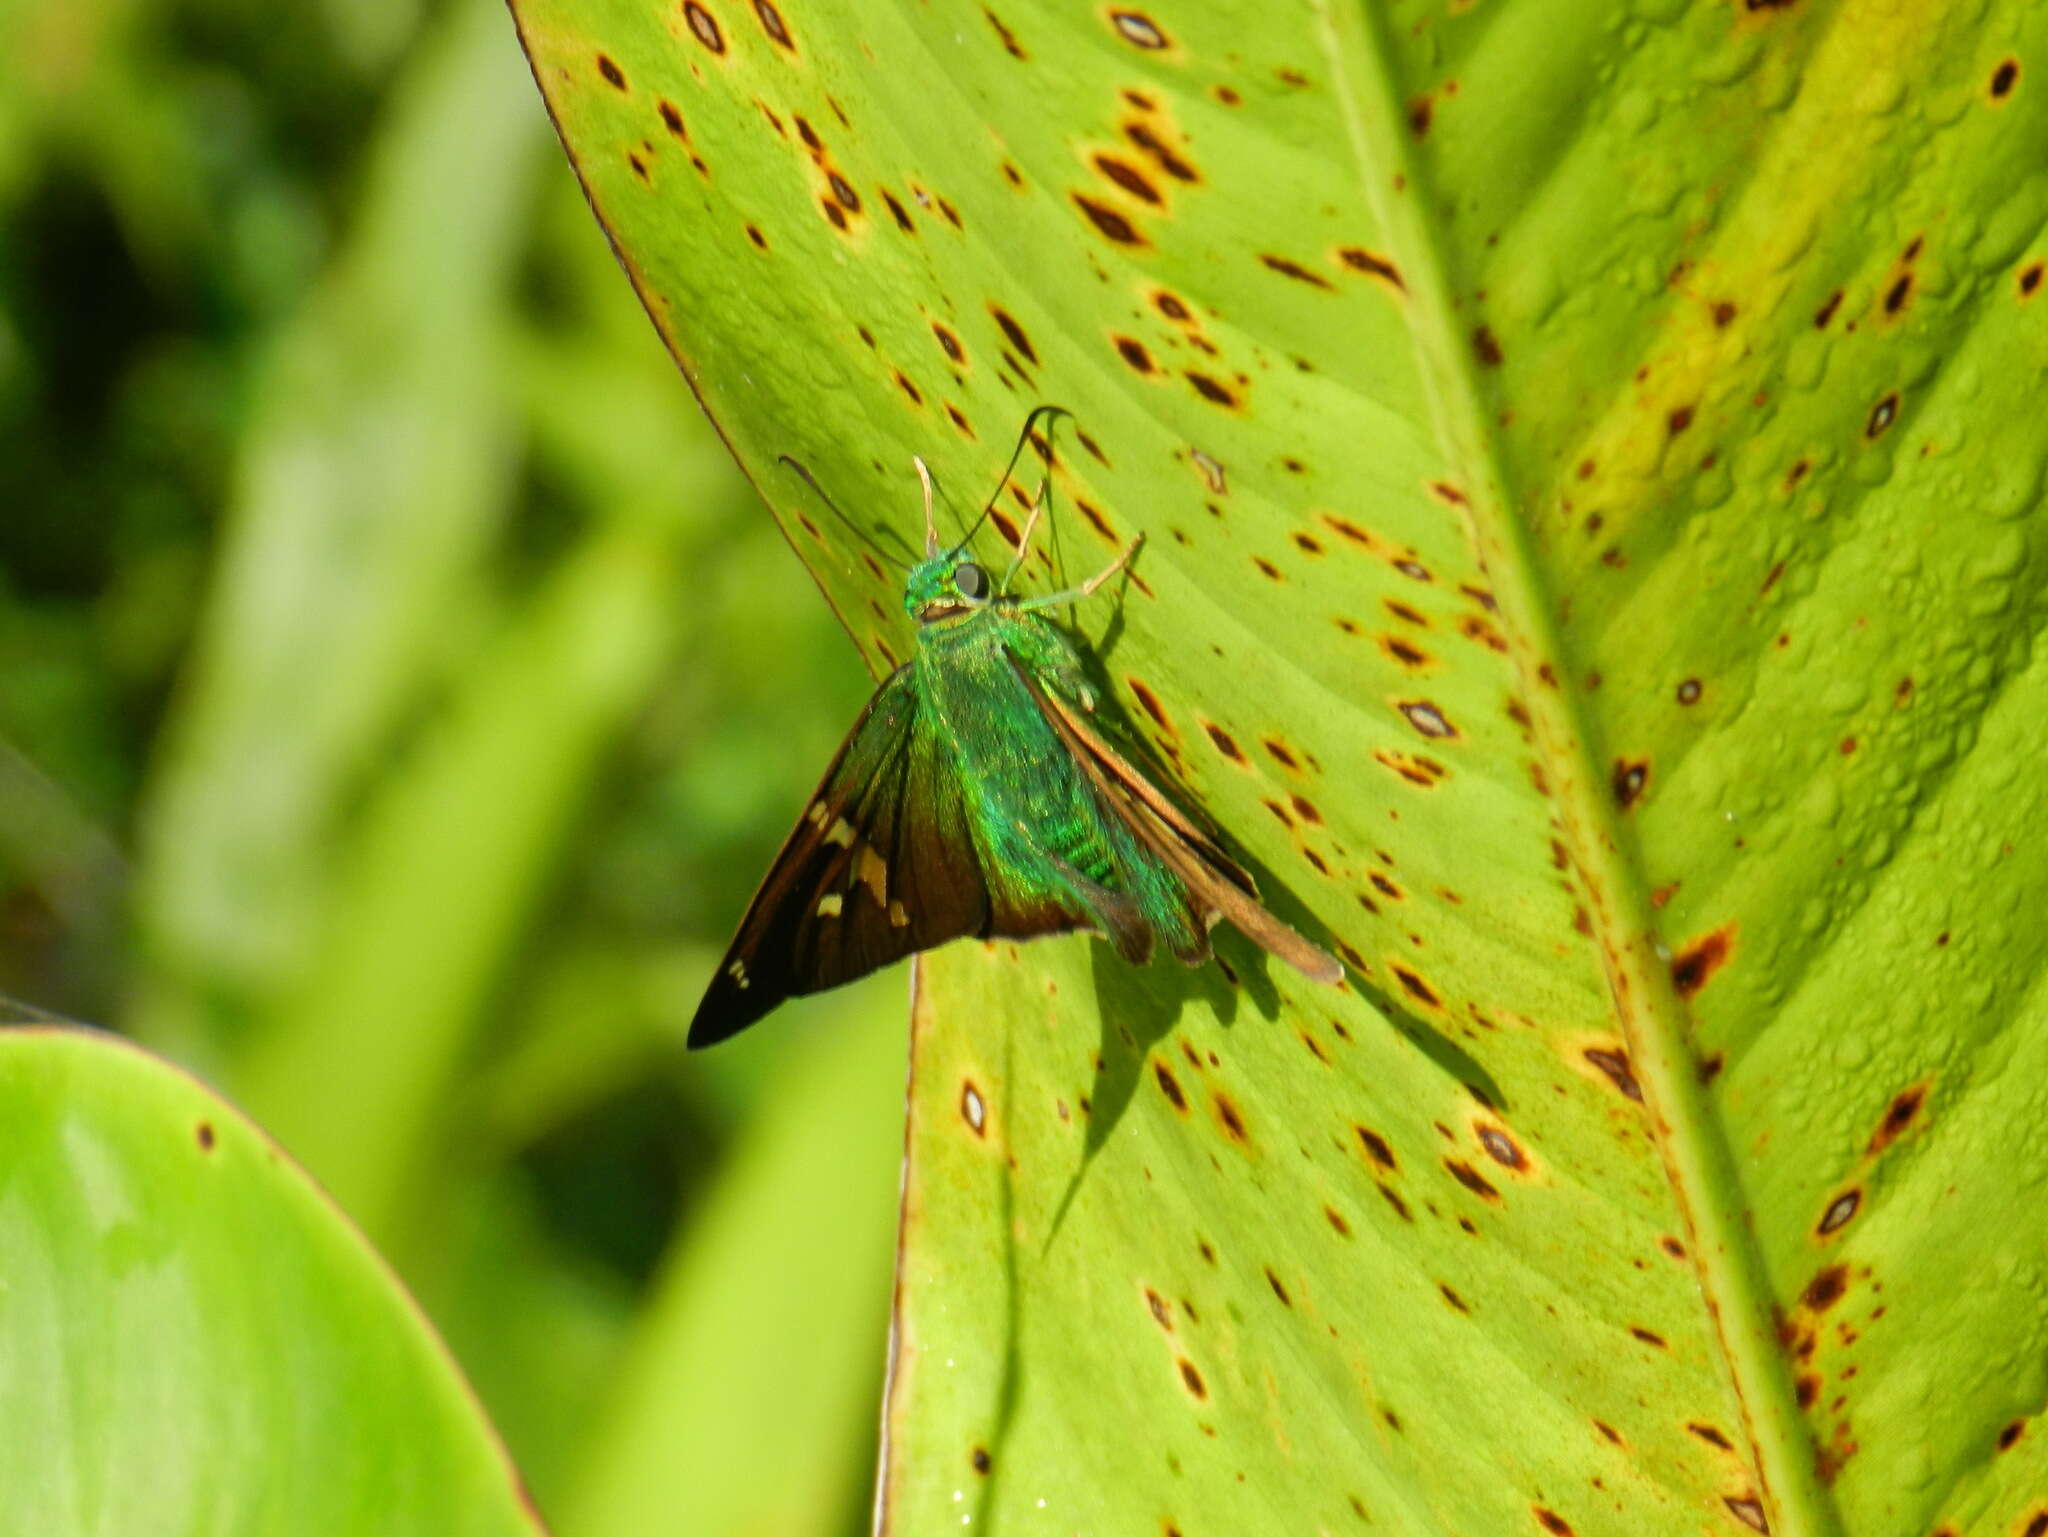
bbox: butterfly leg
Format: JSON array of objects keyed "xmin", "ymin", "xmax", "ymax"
[
  {"xmin": 1001, "ymin": 479, "xmax": 1049, "ymax": 593},
  {"xmin": 1015, "ymin": 533, "xmax": 1145, "ymax": 611}
]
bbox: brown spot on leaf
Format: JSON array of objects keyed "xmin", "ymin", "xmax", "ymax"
[
  {"xmin": 1612, "ymin": 758, "xmax": 1649, "ymax": 809},
  {"xmin": 1177, "ymin": 1358, "xmax": 1207, "ymax": 1397},
  {"xmin": 1477, "ymin": 1126, "xmax": 1526, "ymax": 1170},
  {"xmin": 1884, "ymin": 273, "xmax": 1912, "ymax": 315},
  {"xmin": 988, "ymin": 305, "xmax": 1037, "ymax": 366},
  {"xmin": 1723, "ymin": 1496, "xmax": 1769, "ymax": 1533},
  {"xmin": 1154, "ymin": 1059, "xmax": 1189, "ymax": 1112},
  {"xmin": 195, "ymin": 1120, "xmax": 216, "ymax": 1151},
  {"xmin": 1802, "ymin": 1264, "xmax": 1848, "ymax": 1311},
  {"xmin": 1337, "ymin": 247, "xmax": 1404, "ymax": 289},
  {"xmin": 1095, "ymin": 153, "xmax": 1162, "ymax": 204},
  {"xmin": 1867, "ymin": 1083, "xmax": 1927, "ymax": 1153},
  {"xmin": 1817, "ymin": 1189, "xmax": 1860, "ymax": 1235},
  {"xmin": 1074, "ymin": 193, "xmax": 1146, "ymax": 244},
  {"xmin": 1992, "ymin": 58, "xmax": 2020, "ymax": 98},
  {"xmin": 658, "ymin": 100, "xmax": 687, "ymax": 138},
  {"xmin": 1213, "ymin": 1092, "xmax": 1248, "ymax": 1142},
  {"xmin": 596, "ymin": 53, "xmax": 627, "ymax": 89},
  {"xmin": 753, "ymin": 0, "xmax": 794, "ymax": 47},
  {"xmin": 1111, "ymin": 9, "xmax": 1169, "ymax": 48},
  {"xmin": 1814, "ymin": 289, "xmax": 1844, "ymax": 328},
  {"xmin": 1671, "ymin": 925, "xmax": 1734, "ymax": 997},
  {"xmin": 2021, "ymin": 262, "xmax": 2043, "ymax": 298},
  {"xmin": 1187, "ymin": 372, "xmax": 1240, "ymax": 408},
  {"xmin": 1356, "ymin": 1126, "xmax": 1397, "ymax": 1170},
  {"xmin": 1866, "ymin": 392, "xmax": 1899, "ymax": 438},
  {"xmin": 1399, "ymin": 700, "xmax": 1456, "ymax": 739},
  {"xmin": 1534, "ymin": 1510, "xmax": 1575, "ymax": 1537},
  {"xmin": 1472, "ymin": 325, "xmax": 1503, "ymax": 366},
  {"xmin": 1261, "ymin": 253, "xmax": 1333, "ymax": 289},
  {"xmin": 1583, "ymin": 1047, "xmax": 1643, "ymax": 1102},
  {"xmin": 1444, "ymin": 1159, "xmax": 1501, "ymax": 1201},
  {"xmin": 684, "ymin": 2, "xmax": 726, "ymax": 53},
  {"xmin": 1113, "ymin": 335, "xmax": 1154, "ymax": 373}
]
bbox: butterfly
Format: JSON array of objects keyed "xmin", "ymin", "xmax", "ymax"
[{"xmin": 688, "ymin": 408, "xmax": 1342, "ymax": 1047}]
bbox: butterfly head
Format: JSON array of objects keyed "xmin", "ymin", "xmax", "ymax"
[{"xmin": 904, "ymin": 551, "xmax": 994, "ymax": 624}]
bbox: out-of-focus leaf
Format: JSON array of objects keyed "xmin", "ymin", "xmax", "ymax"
[
  {"xmin": 0, "ymin": 1026, "xmax": 541, "ymax": 1537},
  {"xmin": 236, "ymin": 526, "xmax": 681, "ymax": 1241},
  {"xmin": 133, "ymin": 0, "xmax": 546, "ymax": 1054},
  {"xmin": 512, "ymin": 3, "xmax": 2048, "ymax": 1535},
  {"xmin": 559, "ymin": 988, "xmax": 901, "ymax": 1537}
]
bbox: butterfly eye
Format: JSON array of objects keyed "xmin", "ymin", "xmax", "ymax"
[{"xmin": 954, "ymin": 562, "xmax": 989, "ymax": 601}]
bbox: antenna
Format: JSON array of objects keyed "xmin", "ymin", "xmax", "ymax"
[
  {"xmin": 944, "ymin": 404, "xmax": 1072, "ymax": 560},
  {"xmin": 776, "ymin": 455, "xmax": 919, "ymax": 568}
]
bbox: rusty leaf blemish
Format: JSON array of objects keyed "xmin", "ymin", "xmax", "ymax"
[
  {"xmin": 1095, "ymin": 152, "xmax": 1162, "ymax": 205},
  {"xmin": 1687, "ymin": 1421, "xmax": 1734, "ymax": 1450},
  {"xmin": 1628, "ymin": 1326, "xmax": 1666, "ymax": 1348},
  {"xmin": 1265, "ymin": 1267, "xmax": 1292, "ymax": 1305},
  {"xmin": 1154, "ymin": 1059, "xmax": 1189, "ymax": 1112},
  {"xmin": 1186, "ymin": 372, "xmax": 1240, "ymax": 408},
  {"xmin": 1398, "ymin": 700, "xmax": 1456, "ymax": 739},
  {"xmin": 658, "ymin": 100, "xmax": 686, "ymax": 139},
  {"xmin": 1439, "ymin": 1283, "xmax": 1470, "ymax": 1314},
  {"xmin": 1213, "ymin": 1091, "xmax": 1249, "ymax": 1142},
  {"xmin": 684, "ymin": 2, "xmax": 726, "ymax": 53},
  {"xmin": 1991, "ymin": 57, "xmax": 2020, "ymax": 98},
  {"xmin": 1110, "ymin": 8, "xmax": 1169, "ymax": 48},
  {"xmin": 1203, "ymin": 721, "xmax": 1245, "ymax": 762},
  {"xmin": 1393, "ymin": 966, "xmax": 1440, "ymax": 1007},
  {"xmin": 1113, "ymin": 334, "xmax": 1156, "ymax": 373},
  {"xmin": 1676, "ymin": 678, "xmax": 1702, "ymax": 705},
  {"xmin": 1378, "ymin": 1183, "xmax": 1413, "ymax": 1221},
  {"xmin": 596, "ymin": 52, "xmax": 627, "ymax": 89},
  {"xmin": 984, "ymin": 6, "xmax": 1026, "ymax": 57},
  {"xmin": 1814, "ymin": 289, "xmax": 1844, "ymax": 328},
  {"xmin": 1612, "ymin": 757, "xmax": 1649, "ymax": 809},
  {"xmin": 753, "ymin": 0, "xmax": 793, "ymax": 47},
  {"xmin": 1337, "ymin": 246, "xmax": 1404, "ymax": 289},
  {"xmin": 1883, "ymin": 273, "xmax": 1912, "ymax": 315},
  {"xmin": 1127, "ymin": 677, "xmax": 1174, "ymax": 735},
  {"xmin": 1999, "ymin": 1420, "xmax": 2025, "ymax": 1451},
  {"xmin": 195, "ymin": 1120, "xmax": 216, "ymax": 1151},
  {"xmin": 1667, "ymin": 404, "xmax": 1695, "ymax": 436},
  {"xmin": 1444, "ymin": 1159, "xmax": 1501, "ymax": 1201},
  {"xmin": 2020, "ymin": 261, "xmax": 2043, "ymax": 299},
  {"xmin": 987, "ymin": 304, "xmax": 1038, "ymax": 367},
  {"xmin": 1583, "ymin": 1046, "xmax": 1643, "ymax": 1102},
  {"xmin": 1723, "ymin": 1496, "xmax": 1769, "ymax": 1533},
  {"xmin": 1176, "ymin": 1357, "xmax": 1207, "ymax": 1397},
  {"xmin": 1355, "ymin": 1126, "xmax": 1397, "ymax": 1170},
  {"xmin": 1801, "ymin": 1264, "xmax": 1848, "ymax": 1311},
  {"xmin": 1865, "ymin": 392, "xmax": 1899, "ymax": 438},
  {"xmin": 1074, "ymin": 193, "xmax": 1147, "ymax": 244},
  {"xmin": 1814, "ymin": 1188, "xmax": 1861, "ymax": 1237},
  {"xmin": 1712, "ymin": 300, "xmax": 1738, "ymax": 327},
  {"xmin": 960, "ymin": 1079, "xmax": 987, "ymax": 1136},
  {"xmin": 1671, "ymin": 924, "xmax": 1734, "ymax": 997},
  {"xmin": 1477, "ymin": 1125, "xmax": 1526, "ymax": 1170},
  {"xmin": 1472, "ymin": 325, "xmax": 1503, "ymax": 366},
  {"xmin": 1408, "ymin": 95, "xmax": 1433, "ymax": 135},
  {"xmin": 1867, "ymin": 1082, "xmax": 1928, "ymax": 1154},
  {"xmin": 1534, "ymin": 1510, "xmax": 1575, "ymax": 1537},
  {"xmin": 1261, "ymin": 253, "xmax": 1334, "ymax": 289},
  {"xmin": 1325, "ymin": 1205, "xmax": 1352, "ymax": 1237},
  {"xmin": 1427, "ymin": 480, "xmax": 1468, "ymax": 507}
]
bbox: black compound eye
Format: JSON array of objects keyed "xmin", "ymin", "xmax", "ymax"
[{"xmin": 954, "ymin": 562, "xmax": 989, "ymax": 600}]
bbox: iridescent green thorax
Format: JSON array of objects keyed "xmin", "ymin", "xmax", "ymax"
[{"xmin": 913, "ymin": 593, "xmax": 1208, "ymax": 966}]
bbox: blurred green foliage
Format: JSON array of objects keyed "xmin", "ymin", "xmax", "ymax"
[{"xmin": 0, "ymin": 0, "xmax": 904, "ymax": 1528}]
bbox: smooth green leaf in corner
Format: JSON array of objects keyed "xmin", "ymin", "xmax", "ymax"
[
  {"xmin": 0, "ymin": 1027, "xmax": 541, "ymax": 1536},
  {"xmin": 511, "ymin": 3, "xmax": 2048, "ymax": 1535}
]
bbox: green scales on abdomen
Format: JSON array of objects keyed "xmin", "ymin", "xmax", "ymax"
[{"xmin": 688, "ymin": 410, "xmax": 1341, "ymax": 1048}]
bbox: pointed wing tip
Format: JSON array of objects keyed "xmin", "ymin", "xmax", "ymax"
[{"xmin": 1303, "ymin": 949, "xmax": 1346, "ymax": 986}]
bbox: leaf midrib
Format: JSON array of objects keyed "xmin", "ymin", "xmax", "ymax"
[{"xmin": 1315, "ymin": 3, "xmax": 1845, "ymax": 1532}]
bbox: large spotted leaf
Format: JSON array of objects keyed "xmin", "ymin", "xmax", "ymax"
[{"xmin": 510, "ymin": 2, "xmax": 2048, "ymax": 1533}]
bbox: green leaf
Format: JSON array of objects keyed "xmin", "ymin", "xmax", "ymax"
[
  {"xmin": 0, "ymin": 1026, "xmax": 540, "ymax": 1536},
  {"xmin": 511, "ymin": 3, "xmax": 2048, "ymax": 1534}
]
